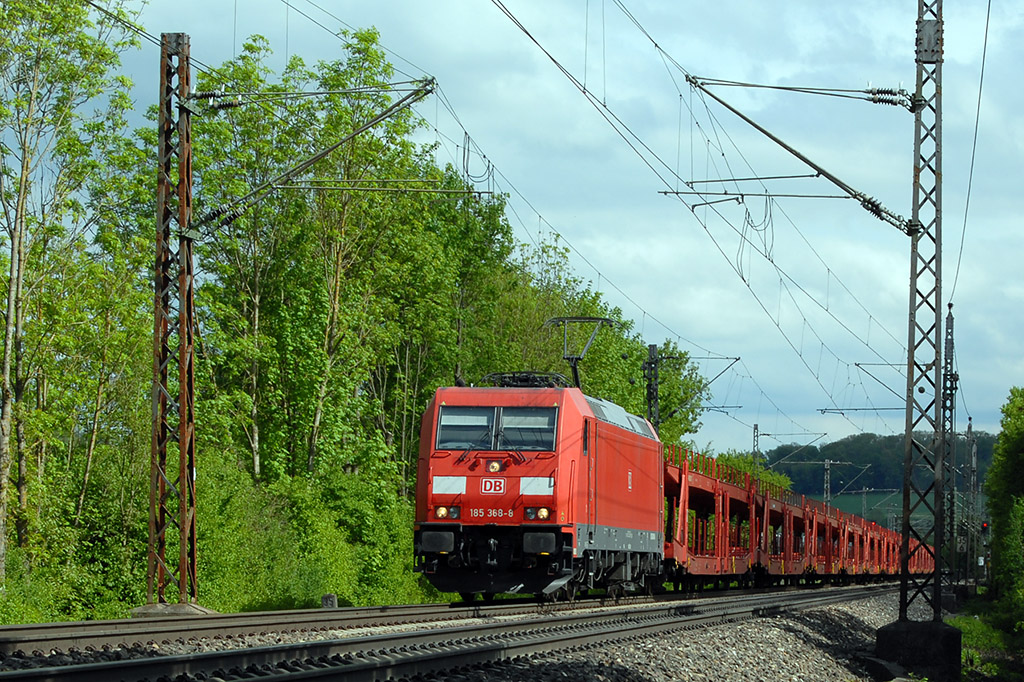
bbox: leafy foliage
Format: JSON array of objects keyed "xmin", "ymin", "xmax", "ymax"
[
  {"xmin": 0, "ymin": 0, "xmax": 147, "ymax": 615},
  {"xmin": 0, "ymin": 15, "xmax": 714, "ymax": 622},
  {"xmin": 985, "ymin": 387, "xmax": 1024, "ymax": 630},
  {"xmin": 714, "ymin": 450, "xmax": 792, "ymax": 490},
  {"xmin": 949, "ymin": 593, "xmax": 1024, "ymax": 681}
]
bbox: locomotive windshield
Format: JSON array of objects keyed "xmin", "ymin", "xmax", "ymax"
[
  {"xmin": 497, "ymin": 407, "xmax": 557, "ymax": 451},
  {"xmin": 436, "ymin": 406, "xmax": 557, "ymax": 452},
  {"xmin": 435, "ymin": 406, "xmax": 495, "ymax": 450}
]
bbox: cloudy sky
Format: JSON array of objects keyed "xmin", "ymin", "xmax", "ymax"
[{"xmin": 127, "ymin": 1, "xmax": 1022, "ymax": 454}]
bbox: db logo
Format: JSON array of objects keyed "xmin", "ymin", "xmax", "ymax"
[{"xmin": 481, "ymin": 478, "xmax": 506, "ymax": 495}]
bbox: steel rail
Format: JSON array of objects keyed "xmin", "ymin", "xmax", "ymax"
[
  {"xmin": 0, "ymin": 603, "xmax": 490, "ymax": 655},
  {"xmin": 0, "ymin": 593, "xmax": 649, "ymax": 655},
  {"xmin": 0, "ymin": 585, "xmax": 896, "ymax": 682}
]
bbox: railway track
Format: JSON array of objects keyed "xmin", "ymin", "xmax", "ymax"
[
  {"xmin": 0, "ymin": 600, "xmax": 532, "ymax": 655},
  {"xmin": 0, "ymin": 584, "xmax": 896, "ymax": 682},
  {"xmin": 0, "ymin": 592, "xmax": 664, "ymax": 656}
]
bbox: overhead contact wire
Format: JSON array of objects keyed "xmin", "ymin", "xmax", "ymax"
[
  {"xmin": 495, "ymin": 0, "xmax": 902, "ymax": 435},
  {"xmin": 949, "ymin": 0, "xmax": 990, "ymax": 304}
]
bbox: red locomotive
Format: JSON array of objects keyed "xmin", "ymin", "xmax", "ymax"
[
  {"xmin": 413, "ymin": 374, "xmax": 663, "ymax": 599},
  {"xmin": 413, "ymin": 374, "xmax": 931, "ymax": 600}
]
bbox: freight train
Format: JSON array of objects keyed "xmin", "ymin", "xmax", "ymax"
[{"xmin": 413, "ymin": 374, "xmax": 931, "ymax": 600}]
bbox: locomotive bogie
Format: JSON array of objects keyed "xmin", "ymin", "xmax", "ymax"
[{"xmin": 414, "ymin": 523, "xmax": 576, "ymax": 594}]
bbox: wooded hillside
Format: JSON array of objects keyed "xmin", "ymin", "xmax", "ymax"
[{"xmin": 766, "ymin": 432, "xmax": 995, "ymax": 497}]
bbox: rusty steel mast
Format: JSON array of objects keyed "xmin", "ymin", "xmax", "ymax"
[
  {"xmin": 150, "ymin": 32, "xmax": 198, "ymax": 605},
  {"xmin": 145, "ymin": 32, "xmax": 435, "ymax": 605}
]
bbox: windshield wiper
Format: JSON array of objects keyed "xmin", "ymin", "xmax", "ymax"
[{"xmin": 455, "ymin": 429, "xmax": 493, "ymax": 463}]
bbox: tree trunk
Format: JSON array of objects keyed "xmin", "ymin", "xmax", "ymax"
[
  {"xmin": 34, "ymin": 372, "xmax": 47, "ymax": 531},
  {"xmin": 15, "ymin": 409, "xmax": 27, "ymax": 548},
  {"xmin": 0, "ymin": 126, "xmax": 33, "ymax": 585},
  {"xmin": 0, "ymin": 215, "xmax": 22, "ymax": 585},
  {"xmin": 75, "ymin": 376, "xmax": 105, "ymax": 526},
  {"xmin": 307, "ymin": 378, "xmax": 328, "ymax": 473},
  {"xmin": 239, "ymin": 290, "xmax": 261, "ymax": 479},
  {"xmin": 250, "ymin": 283, "xmax": 261, "ymax": 479},
  {"xmin": 250, "ymin": 396, "xmax": 260, "ymax": 479},
  {"xmin": 14, "ymin": 214, "xmax": 28, "ymax": 548},
  {"xmin": 307, "ymin": 196, "xmax": 354, "ymax": 473},
  {"xmin": 75, "ymin": 310, "xmax": 109, "ymax": 525},
  {"xmin": 396, "ymin": 342, "xmax": 426, "ymax": 498}
]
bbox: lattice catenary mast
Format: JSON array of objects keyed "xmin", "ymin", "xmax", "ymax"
[
  {"xmin": 898, "ymin": 0, "xmax": 943, "ymax": 622},
  {"xmin": 941, "ymin": 303, "xmax": 958, "ymax": 599},
  {"xmin": 150, "ymin": 32, "xmax": 198, "ymax": 605}
]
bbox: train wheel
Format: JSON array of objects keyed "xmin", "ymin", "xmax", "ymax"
[
  {"xmin": 459, "ymin": 592, "xmax": 476, "ymax": 603},
  {"xmin": 551, "ymin": 586, "xmax": 570, "ymax": 602},
  {"xmin": 565, "ymin": 581, "xmax": 579, "ymax": 602}
]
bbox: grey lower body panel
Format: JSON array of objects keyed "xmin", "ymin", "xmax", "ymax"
[
  {"xmin": 415, "ymin": 522, "xmax": 664, "ymax": 596},
  {"xmin": 573, "ymin": 522, "xmax": 663, "ymax": 555},
  {"xmin": 414, "ymin": 524, "xmax": 574, "ymax": 595}
]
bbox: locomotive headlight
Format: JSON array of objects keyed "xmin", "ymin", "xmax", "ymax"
[
  {"xmin": 434, "ymin": 506, "xmax": 460, "ymax": 519},
  {"xmin": 486, "ymin": 459, "xmax": 503, "ymax": 473},
  {"xmin": 537, "ymin": 507, "xmax": 550, "ymax": 521},
  {"xmin": 525, "ymin": 507, "xmax": 537, "ymax": 520}
]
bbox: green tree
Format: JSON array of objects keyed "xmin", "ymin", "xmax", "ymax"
[
  {"xmin": 369, "ymin": 166, "xmax": 515, "ymax": 489},
  {"xmin": 194, "ymin": 30, "xmax": 446, "ymax": 483},
  {"xmin": 491, "ymin": 236, "xmax": 707, "ymax": 441},
  {"xmin": 715, "ymin": 450, "xmax": 792, "ymax": 490},
  {"xmin": 985, "ymin": 386, "xmax": 1024, "ymax": 627},
  {"xmin": 0, "ymin": 0, "xmax": 138, "ymax": 585},
  {"xmin": 183, "ymin": 30, "xmax": 507, "ymax": 604},
  {"xmin": 650, "ymin": 339, "xmax": 707, "ymax": 445},
  {"xmin": 0, "ymin": 15, "xmax": 715, "ymax": 619},
  {"xmin": 192, "ymin": 35, "xmax": 309, "ymax": 481}
]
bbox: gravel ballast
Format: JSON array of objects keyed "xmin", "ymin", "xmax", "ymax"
[
  {"xmin": 428, "ymin": 593, "xmax": 931, "ymax": 682},
  {"xmin": 0, "ymin": 592, "xmax": 933, "ymax": 681}
]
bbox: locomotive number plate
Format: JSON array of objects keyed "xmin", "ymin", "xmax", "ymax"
[{"xmin": 468, "ymin": 508, "xmax": 514, "ymax": 519}]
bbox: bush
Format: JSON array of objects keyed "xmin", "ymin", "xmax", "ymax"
[
  {"xmin": 994, "ymin": 496, "xmax": 1024, "ymax": 630},
  {"xmin": 949, "ymin": 594, "xmax": 1024, "ymax": 681}
]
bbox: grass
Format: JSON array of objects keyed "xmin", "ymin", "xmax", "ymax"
[{"xmin": 948, "ymin": 592, "xmax": 1024, "ymax": 682}]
